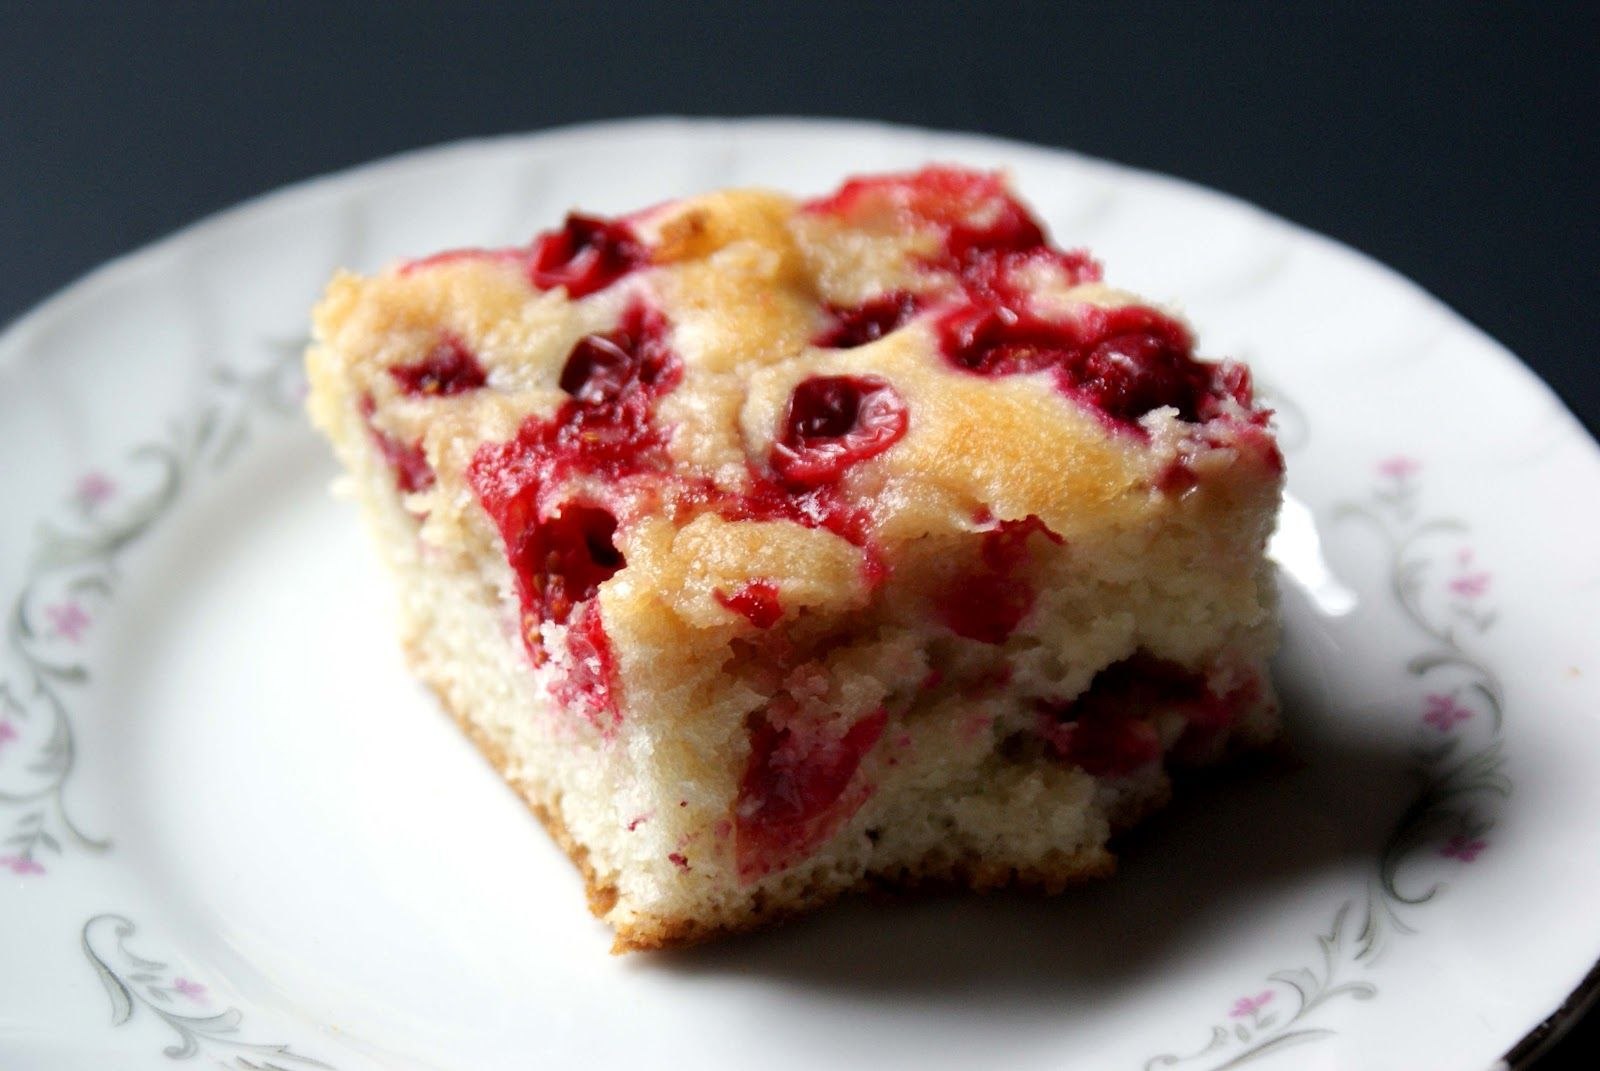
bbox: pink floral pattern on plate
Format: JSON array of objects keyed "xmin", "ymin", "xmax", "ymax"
[
  {"xmin": 1423, "ymin": 693, "xmax": 1474, "ymax": 731},
  {"xmin": 74, "ymin": 471, "xmax": 116, "ymax": 511},
  {"xmin": 82, "ymin": 914, "xmax": 330, "ymax": 1067},
  {"xmin": 1147, "ymin": 456, "xmax": 1510, "ymax": 1069},
  {"xmin": 1440, "ymin": 835, "xmax": 1488, "ymax": 863},
  {"xmin": 0, "ymin": 346, "xmax": 302, "ymax": 877},
  {"xmin": 1229, "ymin": 991, "xmax": 1274, "ymax": 1019}
]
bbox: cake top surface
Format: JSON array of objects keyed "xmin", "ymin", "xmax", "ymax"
[{"xmin": 309, "ymin": 166, "xmax": 1279, "ymax": 660}]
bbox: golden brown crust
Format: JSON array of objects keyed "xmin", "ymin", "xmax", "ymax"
[{"xmin": 614, "ymin": 848, "xmax": 1122, "ymax": 953}]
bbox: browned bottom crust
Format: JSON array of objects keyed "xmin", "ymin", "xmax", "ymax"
[{"xmin": 412, "ymin": 652, "xmax": 1181, "ymax": 954}]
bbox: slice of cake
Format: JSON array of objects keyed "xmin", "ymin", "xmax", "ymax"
[{"xmin": 306, "ymin": 166, "xmax": 1284, "ymax": 951}]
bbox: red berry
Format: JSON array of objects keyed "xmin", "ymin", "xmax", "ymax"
[
  {"xmin": 528, "ymin": 213, "xmax": 647, "ymax": 298},
  {"xmin": 735, "ymin": 706, "xmax": 887, "ymax": 881},
  {"xmin": 525, "ymin": 503, "xmax": 624, "ymax": 625},
  {"xmin": 551, "ymin": 599, "xmax": 621, "ymax": 732},
  {"xmin": 814, "ymin": 292, "xmax": 920, "ymax": 348},
  {"xmin": 938, "ymin": 300, "xmax": 1224, "ymax": 430},
  {"xmin": 1035, "ymin": 655, "xmax": 1234, "ymax": 776},
  {"xmin": 389, "ymin": 334, "xmax": 488, "ymax": 396},
  {"xmin": 359, "ymin": 395, "xmax": 434, "ymax": 493},
  {"xmin": 937, "ymin": 516, "xmax": 1061, "ymax": 644},
  {"xmin": 770, "ymin": 375, "xmax": 909, "ymax": 488},
  {"xmin": 468, "ymin": 299, "xmax": 680, "ymax": 709},
  {"xmin": 1066, "ymin": 308, "xmax": 1211, "ymax": 424},
  {"xmin": 558, "ymin": 302, "xmax": 679, "ymax": 404}
]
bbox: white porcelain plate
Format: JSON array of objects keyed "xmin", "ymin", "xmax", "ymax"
[{"xmin": 3, "ymin": 118, "xmax": 1598, "ymax": 1071}]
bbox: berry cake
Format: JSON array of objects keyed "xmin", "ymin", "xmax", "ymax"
[{"xmin": 306, "ymin": 166, "xmax": 1284, "ymax": 951}]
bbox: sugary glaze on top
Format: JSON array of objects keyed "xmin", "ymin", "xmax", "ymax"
[{"xmin": 307, "ymin": 167, "xmax": 1281, "ymax": 735}]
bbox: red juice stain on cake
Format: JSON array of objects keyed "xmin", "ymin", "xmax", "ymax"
[
  {"xmin": 667, "ymin": 852, "xmax": 691, "ymax": 871},
  {"xmin": 956, "ymin": 244, "xmax": 1103, "ymax": 300},
  {"xmin": 358, "ymin": 395, "xmax": 434, "ymax": 493},
  {"xmin": 468, "ymin": 299, "xmax": 681, "ymax": 724},
  {"xmin": 770, "ymin": 375, "xmax": 909, "ymax": 489},
  {"xmin": 714, "ymin": 580, "xmax": 784, "ymax": 629},
  {"xmin": 667, "ymin": 380, "xmax": 896, "ymax": 587},
  {"xmin": 1035, "ymin": 655, "xmax": 1243, "ymax": 777},
  {"xmin": 938, "ymin": 516, "xmax": 1062, "ymax": 644},
  {"xmin": 388, "ymin": 334, "xmax": 488, "ymax": 397},
  {"xmin": 1155, "ymin": 364, "xmax": 1283, "ymax": 493},
  {"xmin": 734, "ymin": 706, "xmax": 888, "ymax": 882},
  {"xmin": 528, "ymin": 213, "xmax": 648, "ymax": 298},
  {"xmin": 704, "ymin": 471, "xmax": 889, "ymax": 589},
  {"xmin": 813, "ymin": 292, "xmax": 921, "ymax": 348},
  {"xmin": 805, "ymin": 167, "xmax": 1103, "ymax": 285},
  {"xmin": 961, "ymin": 664, "xmax": 1016, "ymax": 698}
]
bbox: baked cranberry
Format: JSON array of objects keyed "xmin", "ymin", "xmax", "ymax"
[
  {"xmin": 469, "ymin": 299, "xmax": 680, "ymax": 687},
  {"xmin": 528, "ymin": 503, "xmax": 623, "ymax": 624},
  {"xmin": 938, "ymin": 516, "xmax": 1061, "ymax": 644},
  {"xmin": 1035, "ymin": 655, "xmax": 1229, "ymax": 776},
  {"xmin": 940, "ymin": 576, "xmax": 1034, "ymax": 646},
  {"xmin": 1038, "ymin": 712, "xmax": 1162, "ymax": 777},
  {"xmin": 359, "ymin": 395, "xmax": 434, "ymax": 494},
  {"xmin": 551, "ymin": 600, "xmax": 621, "ymax": 732},
  {"xmin": 770, "ymin": 375, "xmax": 909, "ymax": 488},
  {"xmin": 735, "ymin": 706, "xmax": 888, "ymax": 881},
  {"xmin": 939, "ymin": 301, "xmax": 1220, "ymax": 429},
  {"xmin": 1036, "ymin": 676, "xmax": 1157, "ymax": 777},
  {"xmin": 715, "ymin": 580, "xmax": 784, "ymax": 629},
  {"xmin": 1212, "ymin": 361, "xmax": 1258, "ymax": 413},
  {"xmin": 528, "ymin": 213, "xmax": 647, "ymax": 298},
  {"xmin": 1069, "ymin": 308, "xmax": 1212, "ymax": 424},
  {"xmin": 389, "ymin": 334, "xmax": 488, "ymax": 397},
  {"xmin": 1157, "ymin": 410, "xmax": 1285, "ymax": 494},
  {"xmin": 814, "ymin": 292, "xmax": 920, "ymax": 348},
  {"xmin": 559, "ymin": 335, "xmax": 633, "ymax": 402},
  {"xmin": 940, "ymin": 304, "xmax": 1061, "ymax": 377},
  {"xmin": 558, "ymin": 302, "xmax": 680, "ymax": 404}
]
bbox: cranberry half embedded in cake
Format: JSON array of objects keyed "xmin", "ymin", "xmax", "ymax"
[{"xmin": 306, "ymin": 165, "xmax": 1284, "ymax": 951}]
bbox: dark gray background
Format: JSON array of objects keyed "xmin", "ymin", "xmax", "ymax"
[{"xmin": 3, "ymin": 2, "xmax": 1596, "ymax": 1065}]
